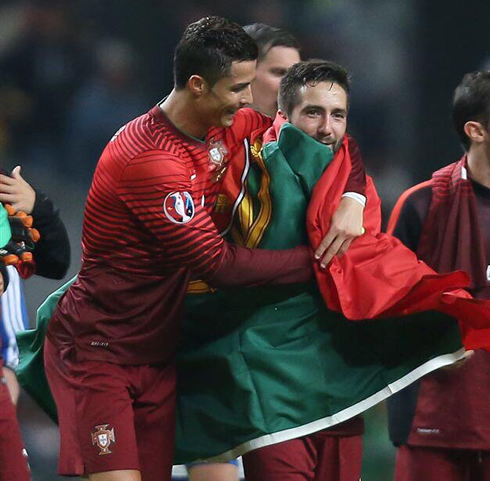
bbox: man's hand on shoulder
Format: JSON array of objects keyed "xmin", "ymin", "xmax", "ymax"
[
  {"xmin": 315, "ymin": 196, "xmax": 365, "ymax": 268},
  {"xmin": 0, "ymin": 166, "xmax": 36, "ymax": 214}
]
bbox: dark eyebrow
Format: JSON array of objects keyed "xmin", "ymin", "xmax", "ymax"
[
  {"xmin": 332, "ymin": 108, "xmax": 348, "ymax": 115},
  {"xmin": 301, "ymin": 104, "xmax": 325, "ymax": 112},
  {"xmin": 231, "ymin": 82, "xmax": 251, "ymax": 90}
]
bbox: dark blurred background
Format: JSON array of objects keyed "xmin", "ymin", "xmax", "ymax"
[{"xmin": 0, "ymin": 0, "xmax": 488, "ymax": 479}]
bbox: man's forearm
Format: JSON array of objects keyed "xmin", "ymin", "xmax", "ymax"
[{"xmin": 205, "ymin": 244, "xmax": 314, "ymax": 287}]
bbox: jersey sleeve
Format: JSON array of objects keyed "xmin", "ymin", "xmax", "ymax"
[
  {"xmin": 117, "ymin": 150, "xmax": 313, "ymax": 284},
  {"xmin": 117, "ymin": 150, "xmax": 225, "ymax": 277},
  {"xmin": 344, "ymin": 135, "xmax": 367, "ymax": 195},
  {"xmin": 207, "ymin": 244, "xmax": 313, "ymax": 287}
]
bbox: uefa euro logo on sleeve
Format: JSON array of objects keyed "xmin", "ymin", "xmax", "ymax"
[{"xmin": 163, "ymin": 191, "xmax": 195, "ymax": 224}]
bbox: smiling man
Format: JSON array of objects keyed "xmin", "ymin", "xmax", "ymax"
[
  {"xmin": 282, "ymin": 68, "xmax": 348, "ymax": 152},
  {"xmin": 43, "ymin": 16, "xmax": 317, "ymax": 481},
  {"xmin": 186, "ymin": 33, "xmax": 363, "ymax": 481},
  {"xmin": 176, "ymin": 60, "xmax": 468, "ymax": 481},
  {"xmin": 240, "ymin": 59, "xmax": 365, "ymax": 481}
]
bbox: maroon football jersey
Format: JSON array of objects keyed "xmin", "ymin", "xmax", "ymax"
[
  {"xmin": 47, "ymin": 106, "xmax": 313, "ymax": 365},
  {"xmin": 388, "ymin": 178, "xmax": 490, "ymax": 450}
]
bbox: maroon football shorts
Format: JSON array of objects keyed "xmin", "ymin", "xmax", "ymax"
[
  {"xmin": 395, "ymin": 444, "xmax": 490, "ymax": 481},
  {"xmin": 44, "ymin": 337, "xmax": 176, "ymax": 479},
  {"xmin": 243, "ymin": 430, "xmax": 363, "ymax": 481},
  {"xmin": 0, "ymin": 372, "xmax": 31, "ymax": 481}
]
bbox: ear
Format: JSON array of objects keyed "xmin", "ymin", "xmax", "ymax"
[
  {"xmin": 464, "ymin": 120, "xmax": 487, "ymax": 144},
  {"xmin": 188, "ymin": 75, "xmax": 207, "ymax": 97},
  {"xmin": 278, "ymin": 109, "xmax": 288, "ymax": 121}
]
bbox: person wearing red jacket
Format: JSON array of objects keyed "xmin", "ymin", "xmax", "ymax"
[
  {"xmin": 44, "ymin": 17, "xmax": 325, "ymax": 481},
  {"xmin": 386, "ymin": 71, "xmax": 490, "ymax": 481}
]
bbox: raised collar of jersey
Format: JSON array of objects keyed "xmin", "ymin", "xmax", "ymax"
[{"xmin": 150, "ymin": 104, "xmax": 206, "ymax": 147}]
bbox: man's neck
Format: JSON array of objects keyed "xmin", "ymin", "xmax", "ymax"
[
  {"xmin": 160, "ymin": 89, "xmax": 209, "ymax": 140},
  {"xmin": 467, "ymin": 145, "xmax": 490, "ymax": 188}
]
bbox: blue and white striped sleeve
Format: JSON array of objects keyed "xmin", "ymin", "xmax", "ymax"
[{"xmin": 0, "ymin": 266, "xmax": 29, "ymax": 370}]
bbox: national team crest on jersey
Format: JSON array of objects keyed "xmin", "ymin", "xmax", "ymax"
[
  {"xmin": 207, "ymin": 138, "xmax": 228, "ymax": 170},
  {"xmin": 163, "ymin": 191, "xmax": 195, "ymax": 224},
  {"xmin": 91, "ymin": 424, "xmax": 116, "ymax": 455}
]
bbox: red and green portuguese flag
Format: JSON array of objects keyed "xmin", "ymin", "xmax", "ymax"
[
  {"xmin": 16, "ymin": 119, "xmax": 489, "ymax": 464},
  {"xmin": 174, "ymin": 120, "xmax": 487, "ymax": 464}
]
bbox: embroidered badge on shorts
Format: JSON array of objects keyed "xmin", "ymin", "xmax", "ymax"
[
  {"xmin": 91, "ymin": 424, "xmax": 116, "ymax": 455},
  {"xmin": 163, "ymin": 191, "xmax": 195, "ymax": 224}
]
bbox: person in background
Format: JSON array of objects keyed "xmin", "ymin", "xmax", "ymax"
[
  {"xmin": 244, "ymin": 23, "xmax": 301, "ymax": 118},
  {"xmin": 0, "ymin": 208, "xmax": 31, "ymax": 481},
  {"xmin": 0, "ymin": 265, "xmax": 28, "ymax": 405},
  {"xmin": 0, "ymin": 165, "xmax": 70, "ymax": 405},
  {"xmin": 386, "ymin": 71, "xmax": 490, "ymax": 481}
]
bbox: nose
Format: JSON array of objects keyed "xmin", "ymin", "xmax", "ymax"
[
  {"xmin": 318, "ymin": 115, "xmax": 333, "ymax": 136},
  {"xmin": 241, "ymin": 84, "xmax": 253, "ymax": 106}
]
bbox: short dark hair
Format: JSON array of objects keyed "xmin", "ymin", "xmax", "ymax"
[
  {"xmin": 243, "ymin": 23, "xmax": 299, "ymax": 62},
  {"xmin": 278, "ymin": 60, "xmax": 350, "ymax": 116},
  {"xmin": 174, "ymin": 16, "xmax": 258, "ymax": 90},
  {"xmin": 452, "ymin": 71, "xmax": 490, "ymax": 150}
]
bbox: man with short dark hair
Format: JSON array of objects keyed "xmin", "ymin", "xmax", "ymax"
[
  {"xmin": 239, "ymin": 59, "xmax": 365, "ymax": 481},
  {"xmin": 244, "ymin": 23, "xmax": 301, "ymax": 118},
  {"xmin": 177, "ymin": 59, "xmax": 487, "ymax": 480},
  {"xmin": 186, "ymin": 33, "xmax": 366, "ymax": 481},
  {"xmin": 386, "ymin": 71, "xmax": 490, "ymax": 481},
  {"xmin": 44, "ymin": 16, "xmax": 317, "ymax": 481},
  {"xmin": 246, "ymin": 24, "xmax": 366, "ymax": 264}
]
